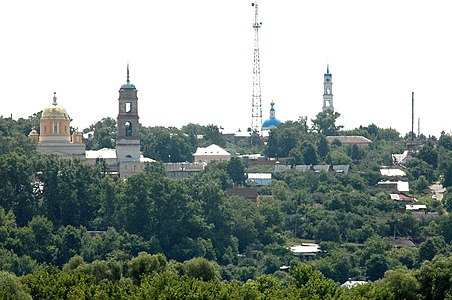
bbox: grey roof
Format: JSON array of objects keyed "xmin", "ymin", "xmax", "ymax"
[
  {"xmin": 326, "ymin": 135, "xmax": 372, "ymax": 145},
  {"xmin": 165, "ymin": 162, "xmax": 205, "ymax": 172},
  {"xmin": 333, "ymin": 165, "xmax": 350, "ymax": 174},
  {"xmin": 295, "ymin": 165, "xmax": 311, "ymax": 171},
  {"xmin": 274, "ymin": 165, "xmax": 291, "ymax": 173},
  {"xmin": 313, "ymin": 165, "xmax": 332, "ymax": 172}
]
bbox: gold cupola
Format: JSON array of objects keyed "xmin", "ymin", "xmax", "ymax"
[{"xmin": 39, "ymin": 93, "xmax": 71, "ymax": 143}]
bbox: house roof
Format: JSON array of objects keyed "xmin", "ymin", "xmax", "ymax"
[
  {"xmin": 247, "ymin": 173, "xmax": 272, "ymax": 180},
  {"xmin": 380, "ymin": 168, "xmax": 406, "ymax": 177},
  {"xmin": 392, "ymin": 150, "xmax": 410, "ymax": 164},
  {"xmin": 388, "ymin": 237, "xmax": 416, "ymax": 248},
  {"xmin": 165, "ymin": 162, "xmax": 206, "ymax": 172},
  {"xmin": 390, "ymin": 193, "xmax": 416, "ymax": 202},
  {"xmin": 274, "ymin": 165, "xmax": 291, "ymax": 173},
  {"xmin": 378, "ymin": 180, "xmax": 410, "ymax": 192},
  {"xmin": 225, "ymin": 187, "xmax": 259, "ymax": 202},
  {"xmin": 333, "ymin": 165, "xmax": 350, "ymax": 174},
  {"xmin": 406, "ymin": 204, "xmax": 427, "ymax": 210},
  {"xmin": 193, "ymin": 144, "xmax": 230, "ymax": 156},
  {"xmin": 313, "ymin": 165, "xmax": 332, "ymax": 172},
  {"xmin": 340, "ymin": 280, "xmax": 367, "ymax": 289},
  {"xmin": 295, "ymin": 165, "xmax": 311, "ymax": 171},
  {"xmin": 85, "ymin": 148, "xmax": 117, "ymax": 159},
  {"xmin": 290, "ymin": 243, "xmax": 321, "ymax": 255},
  {"xmin": 326, "ymin": 135, "xmax": 372, "ymax": 145}
]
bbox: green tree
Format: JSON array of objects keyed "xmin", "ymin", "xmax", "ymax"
[
  {"xmin": 227, "ymin": 157, "xmax": 246, "ymax": 185},
  {"xmin": 438, "ymin": 132, "xmax": 452, "ymax": 151},
  {"xmin": 88, "ymin": 117, "xmax": 117, "ymax": 150},
  {"xmin": 302, "ymin": 143, "xmax": 318, "ymax": 165},
  {"xmin": 438, "ymin": 150, "xmax": 452, "ymax": 187},
  {"xmin": 311, "ymin": 109, "xmax": 343, "ymax": 136},
  {"xmin": 183, "ymin": 257, "xmax": 221, "ymax": 281},
  {"xmin": 418, "ymin": 237, "xmax": 446, "ymax": 262},
  {"xmin": 317, "ymin": 136, "xmax": 330, "ymax": 160},
  {"xmin": 417, "ymin": 141, "xmax": 438, "ymax": 169},
  {"xmin": 0, "ymin": 271, "xmax": 32, "ymax": 300},
  {"xmin": 0, "ymin": 153, "xmax": 37, "ymax": 226},
  {"xmin": 416, "ymin": 255, "xmax": 452, "ymax": 300},
  {"xmin": 414, "ymin": 175, "xmax": 430, "ymax": 194},
  {"xmin": 141, "ymin": 126, "xmax": 194, "ymax": 162},
  {"xmin": 128, "ymin": 252, "xmax": 167, "ymax": 283},
  {"xmin": 380, "ymin": 268, "xmax": 420, "ymax": 300},
  {"xmin": 438, "ymin": 215, "xmax": 452, "ymax": 243}
]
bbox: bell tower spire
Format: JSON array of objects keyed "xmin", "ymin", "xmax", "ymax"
[
  {"xmin": 323, "ymin": 64, "xmax": 334, "ymax": 111},
  {"xmin": 116, "ymin": 64, "xmax": 141, "ymax": 166}
]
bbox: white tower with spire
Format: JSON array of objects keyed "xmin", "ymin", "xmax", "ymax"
[
  {"xmin": 251, "ymin": 0, "xmax": 263, "ymax": 133},
  {"xmin": 323, "ymin": 64, "xmax": 334, "ymax": 111}
]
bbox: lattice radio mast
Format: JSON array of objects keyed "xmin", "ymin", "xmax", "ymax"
[{"xmin": 251, "ymin": 1, "xmax": 263, "ymax": 133}]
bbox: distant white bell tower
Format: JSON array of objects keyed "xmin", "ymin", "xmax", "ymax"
[{"xmin": 323, "ymin": 64, "xmax": 334, "ymax": 111}]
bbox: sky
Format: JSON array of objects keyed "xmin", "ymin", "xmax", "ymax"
[{"xmin": 1, "ymin": 0, "xmax": 451, "ymax": 137}]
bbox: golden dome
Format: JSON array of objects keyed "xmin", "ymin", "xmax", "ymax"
[{"xmin": 41, "ymin": 93, "xmax": 70, "ymax": 120}]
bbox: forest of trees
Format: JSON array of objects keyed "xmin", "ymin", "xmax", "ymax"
[{"xmin": 1, "ymin": 111, "xmax": 452, "ymax": 299}]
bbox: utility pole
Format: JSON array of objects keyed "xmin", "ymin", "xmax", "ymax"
[
  {"xmin": 251, "ymin": 1, "xmax": 263, "ymax": 133},
  {"xmin": 411, "ymin": 92, "xmax": 414, "ymax": 141}
]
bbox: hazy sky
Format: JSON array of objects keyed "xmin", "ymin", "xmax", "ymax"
[{"xmin": 1, "ymin": 0, "xmax": 451, "ymax": 137}]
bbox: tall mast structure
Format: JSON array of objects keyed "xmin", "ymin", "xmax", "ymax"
[{"xmin": 251, "ymin": 1, "xmax": 262, "ymax": 133}]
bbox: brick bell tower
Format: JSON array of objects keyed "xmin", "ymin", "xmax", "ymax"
[{"xmin": 116, "ymin": 64, "xmax": 141, "ymax": 163}]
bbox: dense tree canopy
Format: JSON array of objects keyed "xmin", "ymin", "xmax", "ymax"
[{"xmin": 2, "ymin": 114, "xmax": 452, "ymax": 299}]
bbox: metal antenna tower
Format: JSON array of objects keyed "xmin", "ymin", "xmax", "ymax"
[{"xmin": 251, "ymin": 0, "xmax": 262, "ymax": 133}]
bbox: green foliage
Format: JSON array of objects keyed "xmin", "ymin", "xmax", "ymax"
[
  {"xmin": 406, "ymin": 158, "xmax": 434, "ymax": 181},
  {"xmin": 417, "ymin": 141, "xmax": 438, "ymax": 168},
  {"xmin": 264, "ymin": 119, "xmax": 310, "ymax": 157},
  {"xmin": 438, "ymin": 132, "xmax": 452, "ymax": 151},
  {"xmin": 0, "ymin": 153, "xmax": 37, "ymax": 226},
  {"xmin": 141, "ymin": 126, "xmax": 195, "ymax": 162},
  {"xmin": 438, "ymin": 149, "xmax": 452, "ymax": 187},
  {"xmin": 0, "ymin": 116, "xmax": 37, "ymax": 156},
  {"xmin": 311, "ymin": 109, "xmax": 343, "ymax": 136},
  {"xmin": 416, "ymin": 255, "xmax": 452, "ymax": 300},
  {"xmin": 85, "ymin": 117, "xmax": 116, "ymax": 150},
  {"xmin": 128, "ymin": 252, "xmax": 167, "ymax": 283},
  {"xmin": 227, "ymin": 157, "xmax": 246, "ymax": 185},
  {"xmin": 414, "ymin": 175, "xmax": 430, "ymax": 194},
  {"xmin": 0, "ymin": 271, "xmax": 32, "ymax": 300},
  {"xmin": 183, "ymin": 257, "xmax": 221, "ymax": 281},
  {"xmin": 317, "ymin": 136, "xmax": 330, "ymax": 160},
  {"xmin": 379, "ymin": 268, "xmax": 420, "ymax": 300}
]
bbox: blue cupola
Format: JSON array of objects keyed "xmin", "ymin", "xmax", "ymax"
[{"xmin": 262, "ymin": 101, "xmax": 281, "ymax": 130}]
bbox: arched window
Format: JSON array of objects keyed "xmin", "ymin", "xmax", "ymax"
[{"xmin": 125, "ymin": 121, "xmax": 132, "ymax": 137}]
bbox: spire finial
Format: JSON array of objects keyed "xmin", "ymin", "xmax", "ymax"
[
  {"xmin": 327, "ymin": 64, "xmax": 329, "ymax": 74},
  {"xmin": 126, "ymin": 63, "xmax": 130, "ymax": 85},
  {"xmin": 52, "ymin": 92, "xmax": 57, "ymax": 105}
]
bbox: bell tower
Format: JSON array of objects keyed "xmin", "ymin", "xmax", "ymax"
[
  {"xmin": 116, "ymin": 64, "xmax": 141, "ymax": 162},
  {"xmin": 323, "ymin": 64, "xmax": 334, "ymax": 111}
]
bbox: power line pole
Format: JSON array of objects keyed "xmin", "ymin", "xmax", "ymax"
[{"xmin": 251, "ymin": 1, "xmax": 262, "ymax": 133}]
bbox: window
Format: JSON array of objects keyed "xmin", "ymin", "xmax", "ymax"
[
  {"xmin": 125, "ymin": 121, "xmax": 132, "ymax": 137},
  {"xmin": 44, "ymin": 126, "xmax": 47, "ymax": 133},
  {"xmin": 125, "ymin": 102, "xmax": 132, "ymax": 113}
]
